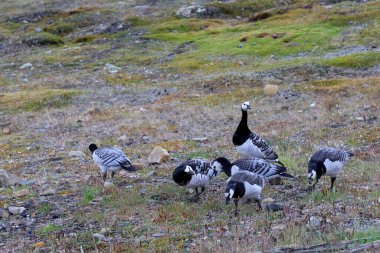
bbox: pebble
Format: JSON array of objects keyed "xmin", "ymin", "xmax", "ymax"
[
  {"xmin": 20, "ymin": 63, "xmax": 33, "ymax": 69},
  {"xmin": 356, "ymin": 117, "xmax": 364, "ymax": 121},
  {"xmin": 262, "ymin": 198, "xmax": 275, "ymax": 204},
  {"xmin": 13, "ymin": 189, "xmax": 31, "ymax": 198},
  {"xmin": 0, "ymin": 208, "xmax": 10, "ymax": 219},
  {"xmin": 2, "ymin": 127, "xmax": 11, "ymax": 135},
  {"xmin": 34, "ymin": 27, "xmax": 42, "ymax": 33},
  {"xmin": 309, "ymin": 216, "xmax": 322, "ymax": 227},
  {"xmin": 33, "ymin": 242, "xmax": 45, "ymax": 248},
  {"xmin": 191, "ymin": 137, "xmax": 208, "ymax": 142},
  {"xmin": 148, "ymin": 146, "xmax": 169, "ymax": 164},
  {"xmin": 93, "ymin": 233, "xmax": 108, "ymax": 241},
  {"xmin": 263, "ymin": 84, "xmax": 279, "ymax": 96},
  {"xmin": 132, "ymin": 162, "xmax": 145, "ymax": 170},
  {"xmin": 99, "ymin": 228, "xmax": 111, "ymax": 235},
  {"xmin": 151, "ymin": 233, "xmax": 166, "ymax": 238},
  {"xmin": 266, "ymin": 203, "xmax": 284, "ymax": 212},
  {"xmin": 377, "ymin": 197, "xmax": 380, "ymax": 204},
  {"xmin": 104, "ymin": 63, "xmax": 121, "ymax": 74},
  {"xmin": 310, "ymin": 103, "xmax": 316, "ymax": 108},
  {"xmin": 8, "ymin": 206, "xmax": 26, "ymax": 215},
  {"xmin": 17, "ymin": 179, "xmax": 35, "ymax": 186},
  {"xmin": 68, "ymin": 151, "xmax": 86, "ymax": 159},
  {"xmin": 40, "ymin": 188, "xmax": 56, "ymax": 196},
  {"xmin": 103, "ymin": 182, "xmax": 116, "ymax": 193}
]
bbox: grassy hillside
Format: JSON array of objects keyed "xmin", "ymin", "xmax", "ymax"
[{"xmin": 0, "ymin": 0, "xmax": 379, "ymax": 252}]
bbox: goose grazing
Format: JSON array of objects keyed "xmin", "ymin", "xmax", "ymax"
[
  {"xmin": 211, "ymin": 157, "xmax": 294, "ymax": 179},
  {"xmin": 308, "ymin": 148, "xmax": 354, "ymax": 191},
  {"xmin": 89, "ymin": 143, "xmax": 136, "ymax": 181},
  {"xmin": 225, "ymin": 170, "xmax": 265, "ymax": 216},
  {"xmin": 172, "ymin": 159, "xmax": 221, "ymax": 201},
  {"xmin": 233, "ymin": 101, "xmax": 284, "ymax": 166}
]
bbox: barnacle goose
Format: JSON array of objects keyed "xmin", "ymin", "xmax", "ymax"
[
  {"xmin": 172, "ymin": 159, "xmax": 221, "ymax": 201},
  {"xmin": 211, "ymin": 157, "xmax": 294, "ymax": 179},
  {"xmin": 233, "ymin": 101, "xmax": 284, "ymax": 166},
  {"xmin": 89, "ymin": 143, "xmax": 136, "ymax": 181},
  {"xmin": 225, "ymin": 170, "xmax": 265, "ymax": 216},
  {"xmin": 308, "ymin": 148, "xmax": 354, "ymax": 191}
]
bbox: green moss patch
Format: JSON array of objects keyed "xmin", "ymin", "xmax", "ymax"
[
  {"xmin": 322, "ymin": 52, "xmax": 380, "ymax": 68},
  {"xmin": 22, "ymin": 32, "xmax": 63, "ymax": 46},
  {"xmin": 0, "ymin": 89, "xmax": 80, "ymax": 113}
]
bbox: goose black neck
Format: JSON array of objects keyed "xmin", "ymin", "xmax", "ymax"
[{"xmin": 237, "ymin": 109, "xmax": 250, "ymax": 133}]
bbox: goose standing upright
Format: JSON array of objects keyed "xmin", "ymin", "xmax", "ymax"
[
  {"xmin": 89, "ymin": 143, "xmax": 136, "ymax": 181},
  {"xmin": 233, "ymin": 101, "xmax": 284, "ymax": 166},
  {"xmin": 225, "ymin": 170, "xmax": 266, "ymax": 216},
  {"xmin": 172, "ymin": 159, "xmax": 221, "ymax": 201},
  {"xmin": 308, "ymin": 148, "xmax": 354, "ymax": 191}
]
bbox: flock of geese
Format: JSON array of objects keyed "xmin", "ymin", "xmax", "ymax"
[{"xmin": 89, "ymin": 101, "xmax": 354, "ymax": 216}]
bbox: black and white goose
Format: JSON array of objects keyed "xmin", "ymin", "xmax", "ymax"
[
  {"xmin": 225, "ymin": 170, "xmax": 265, "ymax": 216},
  {"xmin": 233, "ymin": 101, "xmax": 284, "ymax": 166},
  {"xmin": 308, "ymin": 148, "xmax": 354, "ymax": 191},
  {"xmin": 89, "ymin": 143, "xmax": 136, "ymax": 181},
  {"xmin": 172, "ymin": 159, "xmax": 221, "ymax": 201},
  {"xmin": 211, "ymin": 157, "xmax": 294, "ymax": 179}
]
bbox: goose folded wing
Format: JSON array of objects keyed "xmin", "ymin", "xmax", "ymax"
[
  {"xmin": 249, "ymin": 133, "xmax": 278, "ymax": 160},
  {"xmin": 94, "ymin": 148, "xmax": 131, "ymax": 167},
  {"xmin": 231, "ymin": 171, "xmax": 265, "ymax": 187}
]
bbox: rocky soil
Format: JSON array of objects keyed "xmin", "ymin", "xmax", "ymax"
[{"xmin": 0, "ymin": 0, "xmax": 379, "ymax": 252}]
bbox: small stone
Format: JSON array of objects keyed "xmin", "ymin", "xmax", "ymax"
[
  {"xmin": 266, "ymin": 203, "xmax": 284, "ymax": 212},
  {"xmin": 34, "ymin": 27, "xmax": 42, "ymax": 33},
  {"xmin": 1, "ymin": 208, "xmax": 10, "ymax": 219},
  {"xmin": 240, "ymin": 36, "xmax": 248, "ymax": 42},
  {"xmin": 272, "ymin": 224, "xmax": 286, "ymax": 231},
  {"xmin": 99, "ymin": 228, "xmax": 111, "ymax": 235},
  {"xmin": 238, "ymin": 61, "xmax": 245, "ymax": 66},
  {"xmin": 118, "ymin": 135, "xmax": 128, "ymax": 141},
  {"xmin": 148, "ymin": 146, "xmax": 169, "ymax": 164},
  {"xmin": 268, "ymin": 177, "xmax": 282, "ymax": 185},
  {"xmin": 310, "ymin": 103, "xmax": 316, "ymax": 108},
  {"xmin": 104, "ymin": 63, "xmax": 121, "ymax": 74},
  {"xmin": 8, "ymin": 206, "xmax": 26, "ymax": 215},
  {"xmin": 191, "ymin": 137, "xmax": 208, "ymax": 142},
  {"xmin": 309, "ymin": 216, "xmax": 322, "ymax": 227},
  {"xmin": 132, "ymin": 162, "xmax": 145, "ymax": 170},
  {"xmin": 103, "ymin": 182, "xmax": 116, "ymax": 193},
  {"xmin": 13, "ymin": 189, "xmax": 31, "ymax": 198},
  {"xmin": 377, "ymin": 197, "xmax": 380, "ymax": 204},
  {"xmin": 22, "ymin": 78, "xmax": 29, "ymax": 83},
  {"xmin": 68, "ymin": 151, "xmax": 85, "ymax": 159},
  {"xmin": 33, "ymin": 242, "xmax": 45, "ymax": 248},
  {"xmin": 263, "ymin": 84, "xmax": 278, "ymax": 96},
  {"xmin": 151, "ymin": 233, "xmax": 166, "ymax": 238},
  {"xmin": 0, "ymin": 169, "xmax": 10, "ymax": 188},
  {"xmin": 17, "ymin": 179, "xmax": 35, "ymax": 186},
  {"xmin": 93, "ymin": 233, "xmax": 108, "ymax": 241},
  {"xmin": 2, "ymin": 127, "xmax": 11, "ymax": 135},
  {"xmin": 20, "ymin": 63, "xmax": 33, "ymax": 69},
  {"xmin": 356, "ymin": 117, "xmax": 364, "ymax": 121},
  {"xmin": 40, "ymin": 188, "xmax": 56, "ymax": 196},
  {"xmin": 262, "ymin": 198, "xmax": 275, "ymax": 204}
]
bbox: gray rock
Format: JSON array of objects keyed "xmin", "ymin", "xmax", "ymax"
[
  {"xmin": 309, "ymin": 216, "xmax": 322, "ymax": 227},
  {"xmin": 263, "ymin": 84, "xmax": 279, "ymax": 96},
  {"xmin": 35, "ymin": 27, "xmax": 42, "ymax": 33},
  {"xmin": 151, "ymin": 232, "xmax": 166, "ymax": 238},
  {"xmin": 13, "ymin": 189, "xmax": 31, "ymax": 198},
  {"xmin": 68, "ymin": 151, "xmax": 85, "ymax": 159},
  {"xmin": 20, "ymin": 63, "xmax": 33, "ymax": 69},
  {"xmin": 356, "ymin": 117, "xmax": 364, "ymax": 121},
  {"xmin": 39, "ymin": 188, "xmax": 56, "ymax": 196},
  {"xmin": 8, "ymin": 206, "xmax": 26, "ymax": 215},
  {"xmin": 17, "ymin": 179, "xmax": 35, "ymax": 186},
  {"xmin": 0, "ymin": 208, "xmax": 10, "ymax": 219},
  {"xmin": 148, "ymin": 146, "xmax": 169, "ymax": 164},
  {"xmin": 262, "ymin": 198, "xmax": 275, "ymax": 204},
  {"xmin": 103, "ymin": 181, "xmax": 116, "ymax": 192},
  {"xmin": 93, "ymin": 233, "xmax": 108, "ymax": 241},
  {"xmin": 191, "ymin": 137, "xmax": 208, "ymax": 142},
  {"xmin": 104, "ymin": 63, "xmax": 121, "ymax": 74},
  {"xmin": 99, "ymin": 228, "xmax": 111, "ymax": 235},
  {"xmin": 266, "ymin": 203, "xmax": 284, "ymax": 212},
  {"xmin": 0, "ymin": 170, "xmax": 10, "ymax": 188}
]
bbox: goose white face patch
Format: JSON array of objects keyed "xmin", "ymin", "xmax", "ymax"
[
  {"xmin": 184, "ymin": 166, "xmax": 194, "ymax": 175},
  {"xmin": 241, "ymin": 101, "xmax": 250, "ymax": 111},
  {"xmin": 228, "ymin": 189, "xmax": 234, "ymax": 199},
  {"xmin": 308, "ymin": 170, "xmax": 316, "ymax": 179},
  {"xmin": 211, "ymin": 161, "xmax": 223, "ymax": 174},
  {"xmin": 231, "ymin": 165, "xmax": 240, "ymax": 175}
]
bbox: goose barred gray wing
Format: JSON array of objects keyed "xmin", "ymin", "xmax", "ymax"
[
  {"xmin": 93, "ymin": 147, "xmax": 132, "ymax": 169},
  {"xmin": 232, "ymin": 158, "xmax": 292, "ymax": 178},
  {"xmin": 311, "ymin": 148, "xmax": 353, "ymax": 163},
  {"xmin": 181, "ymin": 159, "xmax": 210, "ymax": 174},
  {"xmin": 248, "ymin": 133, "xmax": 279, "ymax": 161},
  {"xmin": 230, "ymin": 171, "xmax": 265, "ymax": 187}
]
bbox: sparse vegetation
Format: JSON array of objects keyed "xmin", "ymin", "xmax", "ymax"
[{"xmin": 0, "ymin": 0, "xmax": 379, "ymax": 252}]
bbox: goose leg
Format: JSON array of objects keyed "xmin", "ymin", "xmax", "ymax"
[
  {"xmin": 255, "ymin": 199, "xmax": 262, "ymax": 210},
  {"xmin": 234, "ymin": 199, "xmax": 239, "ymax": 217},
  {"xmin": 330, "ymin": 177, "xmax": 336, "ymax": 191},
  {"xmin": 102, "ymin": 171, "xmax": 107, "ymax": 182},
  {"xmin": 111, "ymin": 171, "xmax": 116, "ymax": 180},
  {"xmin": 190, "ymin": 188, "xmax": 200, "ymax": 202}
]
